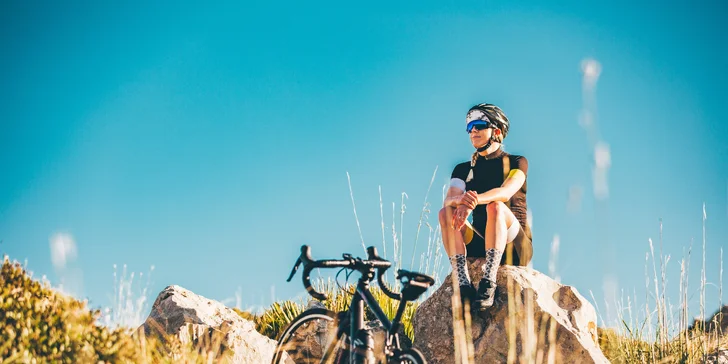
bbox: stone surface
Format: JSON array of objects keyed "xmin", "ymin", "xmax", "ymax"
[
  {"xmin": 691, "ymin": 305, "xmax": 728, "ymax": 334},
  {"xmin": 707, "ymin": 349, "xmax": 728, "ymax": 364},
  {"xmin": 413, "ymin": 259, "xmax": 608, "ymax": 364},
  {"xmin": 141, "ymin": 285, "xmax": 281, "ymax": 363}
]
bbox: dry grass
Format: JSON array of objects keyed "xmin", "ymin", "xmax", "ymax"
[
  {"xmin": 592, "ymin": 209, "xmax": 725, "ymax": 363},
  {"xmin": 4, "ymin": 174, "xmax": 723, "ymax": 364}
]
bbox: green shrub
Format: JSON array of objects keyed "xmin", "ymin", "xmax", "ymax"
[
  {"xmin": 0, "ymin": 256, "xmax": 231, "ymax": 363},
  {"xmin": 0, "ymin": 256, "xmax": 138, "ymax": 362},
  {"xmin": 254, "ymin": 300, "xmax": 305, "ymax": 339},
  {"xmin": 232, "ymin": 307, "xmax": 256, "ymax": 322}
]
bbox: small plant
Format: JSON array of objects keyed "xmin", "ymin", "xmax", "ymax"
[
  {"xmin": 254, "ymin": 300, "xmax": 305, "ymax": 339},
  {"xmin": 232, "ymin": 307, "xmax": 257, "ymax": 322}
]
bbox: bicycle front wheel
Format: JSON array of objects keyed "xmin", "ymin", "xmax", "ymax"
[
  {"xmin": 271, "ymin": 308, "xmax": 350, "ymax": 364},
  {"xmin": 392, "ymin": 348, "xmax": 427, "ymax": 364}
]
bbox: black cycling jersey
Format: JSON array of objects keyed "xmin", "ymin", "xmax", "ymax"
[{"xmin": 450, "ymin": 147, "xmax": 530, "ymax": 239}]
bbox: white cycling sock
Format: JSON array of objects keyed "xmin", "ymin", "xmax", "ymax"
[
  {"xmin": 482, "ymin": 248, "xmax": 503, "ymax": 283},
  {"xmin": 449, "ymin": 254, "xmax": 471, "ymax": 287}
]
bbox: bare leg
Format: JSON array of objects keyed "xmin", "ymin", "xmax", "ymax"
[
  {"xmin": 474, "ymin": 201, "xmax": 518, "ymax": 310},
  {"xmin": 484, "ymin": 201, "xmax": 517, "ymax": 251},
  {"xmin": 439, "ymin": 206, "xmax": 467, "ymax": 257},
  {"xmin": 440, "ymin": 207, "xmax": 475, "ymax": 298}
]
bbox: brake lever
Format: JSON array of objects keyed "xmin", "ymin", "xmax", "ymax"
[{"xmin": 286, "ymin": 257, "xmax": 302, "ymax": 282}]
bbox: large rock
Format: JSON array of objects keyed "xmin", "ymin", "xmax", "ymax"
[
  {"xmin": 413, "ymin": 259, "xmax": 608, "ymax": 363},
  {"xmin": 707, "ymin": 349, "xmax": 728, "ymax": 364},
  {"xmin": 691, "ymin": 305, "xmax": 728, "ymax": 334},
  {"xmin": 696, "ymin": 306, "xmax": 728, "ymax": 364},
  {"xmin": 141, "ymin": 285, "xmax": 280, "ymax": 363}
]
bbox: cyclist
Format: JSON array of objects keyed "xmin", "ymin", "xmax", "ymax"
[{"xmin": 439, "ymin": 103, "xmax": 533, "ymax": 312}]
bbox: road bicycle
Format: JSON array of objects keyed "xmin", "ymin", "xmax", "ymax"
[{"xmin": 271, "ymin": 245, "xmax": 435, "ymax": 363}]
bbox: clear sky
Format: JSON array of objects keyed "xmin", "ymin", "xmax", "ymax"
[{"xmin": 1, "ymin": 0, "xmax": 726, "ymax": 328}]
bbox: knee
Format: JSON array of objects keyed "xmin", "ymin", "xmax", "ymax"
[
  {"xmin": 438, "ymin": 207, "xmax": 449, "ymax": 224},
  {"xmin": 486, "ymin": 201, "xmax": 507, "ymax": 216}
]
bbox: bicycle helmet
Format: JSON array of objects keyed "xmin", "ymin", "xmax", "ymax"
[{"xmin": 466, "ymin": 103, "xmax": 510, "ymax": 153}]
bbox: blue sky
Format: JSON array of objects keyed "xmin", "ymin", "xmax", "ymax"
[{"xmin": 1, "ymin": 0, "xmax": 727, "ymax": 327}]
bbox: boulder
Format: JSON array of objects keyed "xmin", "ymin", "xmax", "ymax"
[
  {"xmin": 707, "ymin": 349, "xmax": 728, "ymax": 364},
  {"xmin": 690, "ymin": 305, "xmax": 728, "ymax": 334},
  {"xmin": 694, "ymin": 306, "xmax": 728, "ymax": 364},
  {"xmin": 705, "ymin": 349, "xmax": 728, "ymax": 364},
  {"xmin": 413, "ymin": 259, "xmax": 608, "ymax": 363},
  {"xmin": 140, "ymin": 285, "xmax": 281, "ymax": 363}
]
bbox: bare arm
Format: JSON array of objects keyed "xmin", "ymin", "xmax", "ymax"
[
  {"xmin": 444, "ymin": 186, "xmax": 465, "ymax": 207},
  {"xmin": 476, "ymin": 169, "xmax": 526, "ymax": 205},
  {"xmin": 447, "ymin": 186, "xmax": 479, "ymax": 230}
]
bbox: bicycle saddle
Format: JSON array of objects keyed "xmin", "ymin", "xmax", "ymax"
[
  {"xmin": 397, "ymin": 269, "xmax": 435, "ymax": 301},
  {"xmin": 397, "ymin": 269, "xmax": 435, "ymax": 286}
]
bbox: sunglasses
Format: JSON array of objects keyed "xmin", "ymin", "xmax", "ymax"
[{"xmin": 466, "ymin": 120, "xmax": 493, "ymax": 133}]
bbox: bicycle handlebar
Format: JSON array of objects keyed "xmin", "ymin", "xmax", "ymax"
[
  {"xmin": 368, "ymin": 246, "xmax": 401, "ymax": 301},
  {"xmin": 287, "ymin": 245, "xmax": 401, "ymax": 301}
]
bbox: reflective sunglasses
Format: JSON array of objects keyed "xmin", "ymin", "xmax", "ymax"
[{"xmin": 466, "ymin": 120, "xmax": 493, "ymax": 133}]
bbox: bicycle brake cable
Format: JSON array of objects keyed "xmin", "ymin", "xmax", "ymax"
[
  {"xmin": 335, "ymin": 267, "xmax": 355, "ymax": 295},
  {"xmin": 335, "ymin": 267, "xmax": 357, "ymax": 297}
]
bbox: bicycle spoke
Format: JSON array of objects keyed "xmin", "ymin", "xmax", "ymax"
[{"xmin": 273, "ymin": 309, "xmax": 350, "ymax": 364}]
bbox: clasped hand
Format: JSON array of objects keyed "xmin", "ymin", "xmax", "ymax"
[{"xmin": 451, "ymin": 191, "xmax": 478, "ymax": 231}]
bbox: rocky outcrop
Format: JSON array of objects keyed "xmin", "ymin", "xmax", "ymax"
[
  {"xmin": 707, "ymin": 349, "xmax": 728, "ymax": 364},
  {"xmin": 691, "ymin": 305, "xmax": 728, "ymax": 334},
  {"xmin": 140, "ymin": 285, "xmax": 281, "ymax": 363},
  {"xmin": 693, "ymin": 305, "xmax": 727, "ymax": 364},
  {"xmin": 413, "ymin": 259, "xmax": 608, "ymax": 363}
]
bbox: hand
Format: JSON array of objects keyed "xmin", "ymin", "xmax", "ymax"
[
  {"xmin": 457, "ymin": 190, "xmax": 479, "ymax": 210},
  {"xmin": 451, "ymin": 205, "xmax": 473, "ymax": 231}
]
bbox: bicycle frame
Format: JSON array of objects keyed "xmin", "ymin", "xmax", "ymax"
[
  {"xmin": 345, "ymin": 270, "xmax": 409, "ymax": 362},
  {"xmin": 285, "ymin": 245, "xmax": 432, "ymax": 363}
]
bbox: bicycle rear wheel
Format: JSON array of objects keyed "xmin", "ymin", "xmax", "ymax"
[
  {"xmin": 271, "ymin": 308, "xmax": 350, "ymax": 364},
  {"xmin": 392, "ymin": 348, "xmax": 427, "ymax": 364}
]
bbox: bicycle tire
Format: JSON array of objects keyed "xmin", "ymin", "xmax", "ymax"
[
  {"xmin": 271, "ymin": 308, "xmax": 350, "ymax": 364},
  {"xmin": 392, "ymin": 347, "xmax": 426, "ymax": 364}
]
